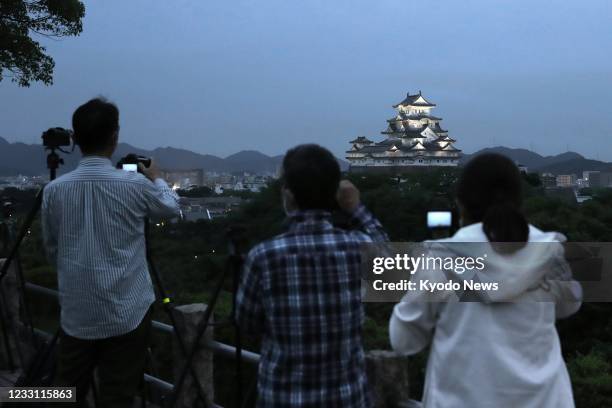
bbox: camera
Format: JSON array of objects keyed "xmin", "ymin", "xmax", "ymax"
[
  {"xmin": 117, "ymin": 154, "xmax": 152, "ymax": 173},
  {"xmin": 427, "ymin": 211, "xmax": 452, "ymax": 229},
  {"xmin": 41, "ymin": 127, "xmax": 72, "ymax": 149}
]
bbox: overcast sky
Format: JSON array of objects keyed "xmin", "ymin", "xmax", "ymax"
[{"xmin": 1, "ymin": 0, "xmax": 612, "ymax": 160}]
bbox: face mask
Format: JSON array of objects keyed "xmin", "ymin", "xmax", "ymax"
[
  {"xmin": 282, "ymin": 195, "xmax": 290, "ymax": 215},
  {"xmin": 282, "ymin": 188, "xmax": 298, "ymax": 215}
]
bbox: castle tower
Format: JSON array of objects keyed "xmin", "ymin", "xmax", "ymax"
[{"xmin": 347, "ymin": 91, "xmax": 462, "ymax": 172}]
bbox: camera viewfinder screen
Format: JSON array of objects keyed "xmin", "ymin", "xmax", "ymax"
[
  {"xmin": 427, "ymin": 211, "xmax": 452, "ymax": 228},
  {"xmin": 122, "ymin": 163, "xmax": 138, "ymax": 172}
]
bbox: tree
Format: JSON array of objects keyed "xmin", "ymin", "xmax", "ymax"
[{"xmin": 0, "ymin": 0, "xmax": 85, "ymax": 87}]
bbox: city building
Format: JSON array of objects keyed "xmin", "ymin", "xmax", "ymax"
[
  {"xmin": 179, "ymin": 196, "xmax": 245, "ymax": 221},
  {"xmin": 540, "ymin": 173, "xmax": 557, "ymax": 188},
  {"xmin": 160, "ymin": 169, "xmax": 204, "ymax": 189},
  {"xmin": 213, "ymin": 174, "xmax": 271, "ymax": 194},
  {"xmin": 556, "ymin": 174, "xmax": 577, "ymax": 188},
  {"xmin": 346, "ymin": 91, "xmax": 462, "ymax": 172},
  {"xmin": 589, "ymin": 171, "xmax": 612, "ymax": 188},
  {"xmin": 576, "ymin": 178, "xmax": 589, "ymax": 189},
  {"xmin": 583, "ymin": 171, "xmax": 600, "ymax": 186},
  {"xmin": 0, "ymin": 175, "xmax": 47, "ymax": 191}
]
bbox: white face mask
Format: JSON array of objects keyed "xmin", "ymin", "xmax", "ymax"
[
  {"xmin": 282, "ymin": 194, "xmax": 290, "ymax": 215},
  {"xmin": 282, "ymin": 188, "xmax": 297, "ymax": 215}
]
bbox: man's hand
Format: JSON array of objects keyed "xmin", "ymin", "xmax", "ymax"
[
  {"xmin": 140, "ymin": 159, "xmax": 161, "ymax": 182},
  {"xmin": 336, "ymin": 180, "xmax": 361, "ymax": 213}
]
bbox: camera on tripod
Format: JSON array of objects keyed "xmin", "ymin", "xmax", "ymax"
[
  {"xmin": 41, "ymin": 127, "xmax": 72, "ymax": 149},
  {"xmin": 117, "ymin": 154, "xmax": 152, "ymax": 173},
  {"xmin": 1, "ymin": 201, "xmax": 14, "ymax": 220}
]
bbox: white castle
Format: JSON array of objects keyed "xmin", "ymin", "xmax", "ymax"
[{"xmin": 346, "ymin": 91, "xmax": 462, "ymax": 172}]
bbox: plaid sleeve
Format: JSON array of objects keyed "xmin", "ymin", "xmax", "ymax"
[
  {"xmin": 235, "ymin": 248, "xmax": 265, "ymax": 335},
  {"xmin": 350, "ymin": 204, "xmax": 389, "ymax": 243}
]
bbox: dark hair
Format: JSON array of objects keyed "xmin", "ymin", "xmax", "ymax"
[
  {"xmin": 456, "ymin": 153, "xmax": 529, "ymax": 243},
  {"xmin": 282, "ymin": 144, "xmax": 341, "ymax": 210},
  {"xmin": 72, "ymin": 97, "xmax": 119, "ymax": 154}
]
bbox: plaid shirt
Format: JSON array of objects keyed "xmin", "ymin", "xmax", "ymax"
[{"xmin": 236, "ymin": 205, "xmax": 388, "ymax": 407}]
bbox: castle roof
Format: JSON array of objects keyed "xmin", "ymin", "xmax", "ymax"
[
  {"xmin": 402, "ymin": 114, "xmax": 442, "ymax": 121},
  {"xmin": 402, "ymin": 127, "xmax": 428, "ymax": 137},
  {"xmin": 432, "ymin": 123, "xmax": 448, "ymax": 133},
  {"xmin": 382, "ymin": 123, "xmax": 429, "ymax": 136},
  {"xmin": 393, "ymin": 91, "xmax": 436, "ymax": 108},
  {"xmin": 350, "ymin": 136, "xmax": 373, "ymax": 144},
  {"xmin": 440, "ymin": 143, "xmax": 461, "ymax": 152},
  {"xmin": 436, "ymin": 134, "xmax": 456, "ymax": 143}
]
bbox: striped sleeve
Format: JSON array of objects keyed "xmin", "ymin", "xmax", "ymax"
[
  {"xmin": 41, "ymin": 186, "xmax": 58, "ymax": 266},
  {"xmin": 142, "ymin": 178, "xmax": 181, "ymax": 219}
]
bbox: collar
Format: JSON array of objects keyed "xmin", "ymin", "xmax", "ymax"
[
  {"xmin": 284, "ymin": 210, "xmax": 334, "ymax": 232},
  {"xmin": 451, "ymin": 222, "xmax": 488, "ymax": 242},
  {"xmin": 78, "ymin": 156, "xmax": 113, "ymax": 168}
]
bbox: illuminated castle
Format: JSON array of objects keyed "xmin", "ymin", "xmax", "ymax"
[{"xmin": 346, "ymin": 91, "xmax": 462, "ymax": 172}]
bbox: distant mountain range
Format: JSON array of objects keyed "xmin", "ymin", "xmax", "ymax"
[
  {"xmin": 0, "ymin": 136, "xmax": 293, "ymax": 176},
  {"xmin": 0, "ymin": 137, "xmax": 610, "ymax": 177},
  {"xmin": 461, "ymin": 147, "xmax": 612, "ymax": 175}
]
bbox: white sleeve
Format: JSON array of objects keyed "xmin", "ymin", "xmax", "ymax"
[
  {"xmin": 545, "ymin": 249, "xmax": 583, "ymax": 319},
  {"xmin": 390, "ymin": 299, "xmax": 439, "ymax": 355},
  {"xmin": 143, "ymin": 178, "xmax": 181, "ymax": 219},
  {"xmin": 389, "ymin": 247, "xmax": 451, "ymax": 355},
  {"xmin": 547, "ymin": 279, "xmax": 582, "ymax": 319}
]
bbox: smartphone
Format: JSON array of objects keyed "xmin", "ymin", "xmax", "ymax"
[
  {"xmin": 122, "ymin": 163, "xmax": 138, "ymax": 172},
  {"xmin": 427, "ymin": 211, "xmax": 452, "ymax": 228}
]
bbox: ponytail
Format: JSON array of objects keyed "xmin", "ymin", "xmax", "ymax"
[
  {"xmin": 457, "ymin": 153, "xmax": 530, "ymax": 252},
  {"xmin": 482, "ymin": 202, "xmax": 529, "ymax": 246}
]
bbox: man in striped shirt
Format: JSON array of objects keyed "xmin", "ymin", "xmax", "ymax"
[{"xmin": 41, "ymin": 98, "xmax": 180, "ymax": 407}]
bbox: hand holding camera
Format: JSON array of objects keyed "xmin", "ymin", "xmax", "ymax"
[
  {"xmin": 117, "ymin": 154, "xmax": 161, "ymax": 181},
  {"xmin": 336, "ymin": 180, "xmax": 361, "ymax": 213},
  {"xmin": 140, "ymin": 160, "xmax": 161, "ymax": 182}
]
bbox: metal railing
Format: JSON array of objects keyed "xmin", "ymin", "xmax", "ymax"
[{"xmin": 22, "ymin": 281, "xmax": 260, "ymax": 407}]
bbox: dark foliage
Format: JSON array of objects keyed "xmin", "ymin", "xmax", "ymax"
[
  {"xmin": 0, "ymin": 0, "xmax": 85, "ymax": 86},
  {"xmin": 5, "ymin": 171, "xmax": 612, "ymax": 407}
]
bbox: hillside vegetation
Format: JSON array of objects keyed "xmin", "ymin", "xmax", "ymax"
[{"xmin": 6, "ymin": 170, "xmax": 612, "ymax": 407}]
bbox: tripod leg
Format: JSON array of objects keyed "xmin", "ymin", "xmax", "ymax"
[
  {"xmin": 0, "ymin": 291, "xmax": 15, "ymax": 371},
  {"xmin": 13, "ymin": 245, "xmax": 38, "ymax": 348},
  {"xmin": 241, "ymin": 376, "xmax": 258, "ymax": 408},
  {"xmin": 144, "ymin": 220, "xmax": 210, "ymax": 407},
  {"xmin": 169, "ymin": 264, "xmax": 228, "ymax": 408},
  {"xmin": 231, "ymin": 254, "xmax": 244, "ymax": 408},
  {"xmin": 161, "ymin": 303, "xmax": 210, "ymax": 408},
  {"xmin": 140, "ymin": 377, "xmax": 148, "ymax": 408},
  {"xmin": 0, "ymin": 188, "xmax": 43, "ymax": 282}
]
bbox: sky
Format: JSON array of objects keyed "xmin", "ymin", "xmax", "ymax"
[{"xmin": 1, "ymin": 0, "xmax": 612, "ymax": 160}]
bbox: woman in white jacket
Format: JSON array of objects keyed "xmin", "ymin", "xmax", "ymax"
[{"xmin": 389, "ymin": 153, "xmax": 582, "ymax": 408}]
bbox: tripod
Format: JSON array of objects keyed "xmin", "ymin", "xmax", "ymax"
[
  {"xmin": 169, "ymin": 227, "xmax": 246, "ymax": 408},
  {"xmin": 0, "ymin": 217, "xmax": 39, "ymax": 368},
  {"xmin": 144, "ymin": 220, "xmax": 211, "ymax": 407},
  {"xmin": 0, "ymin": 148, "xmax": 64, "ymax": 376},
  {"xmin": 0, "ymin": 148, "xmax": 63, "ymax": 281}
]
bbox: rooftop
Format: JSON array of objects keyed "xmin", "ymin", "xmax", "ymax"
[{"xmin": 393, "ymin": 91, "xmax": 437, "ymax": 108}]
